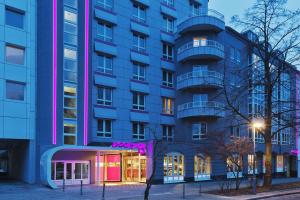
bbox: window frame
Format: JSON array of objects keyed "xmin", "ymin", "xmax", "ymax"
[
  {"xmin": 132, "ymin": 92, "xmax": 146, "ymax": 111},
  {"xmin": 163, "ymin": 43, "xmax": 173, "ymax": 61},
  {"xmin": 162, "ymin": 125, "xmax": 174, "ymax": 142},
  {"xmin": 192, "ymin": 123, "xmax": 207, "ymax": 140},
  {"xmin": 97, "ymin": 54, "xmax": 113, "ymax": 74},
  {"xmin": 133, "ymin": 34, "xmax": 146, "ymax": 53},
  {"xmin": 133, "ymin": 63, "xmax": 146, "ymax": 81},
  {"xmin": 5, "ymin": 7, "xmax": 25, "ymax": 29},
  {"xmin": 97, "ymin": 22, "xmax": 113, "ymax": 42},
  {"xmin": 132, "ymin": 122, "xmax": 145, "ymax": 140},
  {"xmin": 5, "ymin": 80, "xmax": 26, "ymax": 101},
  {"xmin": 97, "ymin": 119, "xmax": 113, "ymax": 138},
  {"xmin": 162, "ymin": 97, "xmax": 174, "ymax": 115},
  {"xmin": 5, "ymin": 44, "xmax": 25, "ymax": 65},
  {"xmin": 162, "ymin": 70, "xmax": 174, "ymax": 88},
  {"xmin": 97, "ymin": 86, "xmax": 113, "ymax": 106}
]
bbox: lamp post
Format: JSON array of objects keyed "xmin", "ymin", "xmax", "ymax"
[{"xmin": 251, "ymin": 120, "xmax": 264, "ymax": 195}]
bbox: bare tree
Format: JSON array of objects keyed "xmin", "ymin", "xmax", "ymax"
[
  {"xmin": 223, "ymin": 0, "xmax": 300, "ymax": 188},
  {"xmin": 208, "ymin": 131, "xmax": 253, "ymax": 190}
]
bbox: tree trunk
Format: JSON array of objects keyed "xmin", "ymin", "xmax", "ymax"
[
  {"xmin": 263, "ymin": 139, "xmax": 272, "ymax": 188},
  {"xmin": 144, "ymin": 182, "xmax": 151, "ymax": 200}
]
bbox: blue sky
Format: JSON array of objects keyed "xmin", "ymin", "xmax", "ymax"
[{"xmin": 209, "ymin": 0, "xmax": 300, "ymax": 26}]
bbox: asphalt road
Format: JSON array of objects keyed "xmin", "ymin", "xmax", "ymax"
[{"xmin": 268, "ymin": 193, "xmax": 300, "ymax": 200}]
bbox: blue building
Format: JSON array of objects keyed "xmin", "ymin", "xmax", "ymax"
[
  {"xmin": 35, "ymin": 0, "xmax": 298, "ymax": 188},
  {"xmin": 0, "ymin": 0, "xmax": 36, "ymax": 183}
]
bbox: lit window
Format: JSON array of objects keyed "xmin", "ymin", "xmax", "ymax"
[
  {"xmin": 98, "ymin": 55, "xmax": 113, "ymax": 74},
  {"xmin": 5, "ymin": 45, "xmax": 25, "ymax": 65},
  {"xmin": 5, "ymin": 7, "xmax": 24, "ymax": 29},
  {"xmin": 162, "ymin": 70, "xmax": 174, "ymax": 87},
  {"xmin": 247, "ymin": 154, "xmax": 258, "ymax": 174},
  {"xmin": 163, "ymin": 43, "xmax": 173, "ymax": 60},
  {"xmin": 64, "ymin": 10, "xmax": 77, "ymax": 24},
  {"xmin": 132, "ymin": 92, "xmax": 146, "ymax": 111},
  {"xmin": 64, "ymin": 86, "xmax": 77, "ymax": 119},
  {"xmin": 192, "ymin": 123, "xmax": 207, "ymax": 140},
  {"xmin": 97, "ymin": 119, "xmax": 112, "ymax": 138},
  {"xmin": 97, "ymin": 86, "xmax": 112, "ymax": 106},
  {"xmin": 162, "ymin": 125, "xmax": 174, "ymax": 142},
  {"xmin": 133, "ymin": 4, "xmax": 146, "ymax": 23},
  {"xmin": 194, "ymin": 154, "xmax": 211, "ymax": 181},
  {"xmin": 226, "ymin": 154, "xmax": 242, "ymax": 178},
  {"xmin": 162, "ymin": 97, "xmax": 174, "ymax": 114},
  {"xmin": 6, "ymin": 81, "xmax": 25, "ymax": 101},
  {"xmin": 133, "ymin": 63, "xmax": 146, "ymax": 81},
  {"xmin": 64, "ymin": 47, "xmax": 77, "ymax": 60},
  {"xmin": 132, "ymin": 122, "xmax": 145, "ymax": 140},
  {"xmin": 64, "ymin": 123, "xmax": 76, "ymax": 145},
  {"xmin": 164, "ymin": 153, "xmax": 184, "ymax": 183}
]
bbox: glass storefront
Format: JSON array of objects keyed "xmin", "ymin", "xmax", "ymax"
[
  {"xmin": 164, "ymin": 152, "xmax": 184, "ymax": 183},
  {"xmin": 194, "ymin": 154, "xmax": 211, "ymax": 181}
]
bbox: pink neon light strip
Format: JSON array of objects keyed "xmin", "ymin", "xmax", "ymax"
[
  {"xmin": 52, "ymin": 0, "xmax": 57, "ymax": 145},
  {"xmin": 296, "ymin": 74, "xmax": 299, "ymax": 154},
  {"xmin": 84, "ymin": 0, "xmax": 89, "ymax": 145}
]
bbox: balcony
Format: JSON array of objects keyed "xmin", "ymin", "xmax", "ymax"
[
  {"xmin": 177, "ymin": 9, "xmax": 225, "ymax": 34},
  {"xmin": 177, "ymin": 101, "xmax": 225, "ymax": 119},
  {"xmin": 177, "ymin": 70, "xmax": 223, "ymax": 90},
  {"xmin": 177, "ymin": 40, "xmax": 224, "ymax": 62}
]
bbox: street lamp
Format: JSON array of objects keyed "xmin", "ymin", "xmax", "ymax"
[{"xmin": 251, "ymin": 120, "xmax": 264, "ymax": 195}]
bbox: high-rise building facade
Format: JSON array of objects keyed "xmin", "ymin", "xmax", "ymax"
[
  {"xmin": 36, "ymin": 0, "xmax": 298, "ymax": 188},
  {"xmin": 0, "ymin": 0, "xmax": 36, "ymax": 183}
]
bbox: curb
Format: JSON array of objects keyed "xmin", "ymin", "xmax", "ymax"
[{"xmin": 245, "ymin": 190, "xmax": 300, "ymax": 200}]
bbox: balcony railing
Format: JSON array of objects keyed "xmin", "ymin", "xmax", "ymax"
[
  {"xmin": 177, "ymin": 40, "xmax": 224, "ymax": 55},
  {"xmin": 177, "ymin": 70, "xmax": 223, "ymax": 83},
  {"xmin": 178, "ymin": 101, "xmax": 224, "ymax": 112}
]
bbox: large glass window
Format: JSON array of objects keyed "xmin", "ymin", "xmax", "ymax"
[
  {"xmin": 162, "ymin": 70, "xmax": 174, "ymax": 87},
  {"xmin": 97, "ymin": 55, "xmax": 113, "ymax": 74},
  {"xmin": 64, "ymin": 10, "xmax": 77, "ymax": 24},
  {"xmin": 226, "ymin": 154, "xmax": 243, "ymax": 178},
  {"xmin": 64, "ymin": 0, "xmax": 78, "ymax": 8},
  {"xmin": 64, "ymin": 86, "xmax": 77, "ymax": 119},
  {"xmin": 6, "ymin": 81, "xmax": 25, "ymax": 101},
  {"xmin": 162, "ymin": 97, "xmax": 174, "ymax": 114},
  {"xmin": 162, "ymin": 43, "xmax": 173, "ymax": 61},
  {"xmin": 97, "ymin": 86, "xmax": 112, "ymax": 106},
  {"xmin": 164, "ymin": 153, "xmax": 184, "ymax": 183},
  {"xmin": 133, "ymin": 4, "xmax": 146, "ymax": 23},
  {"xmin": 133, "ymin": 63, "xmax": 146, "ymax": 81},
  {"xmin": 194, "ymin": 154, "xmax": 211, "ymax": 181},
  {"xmin": 162, "ymin": 125, "xmax": 174, "ymax": 142},
  {"xmin": 132, "ymin": 122, "xmax": 145, "ymax": 140},
  {"xmin": 5, "ymin": 45, "xmax": 25, "ymax": 65},
  {"xmin": 247, "ymin": 154, "xmax": 258, "ymax": 174},
  {"xmin": 64, "ymin": 123, "xmax": 76, "ymax": 145},
  {"xmin": 5, "ymin": 7, "xmax": 24, "ymax": 29},
  {"xmin": 192, "ymin": 123, "xmax": 207, "ymax": 140},
  {"xmin": 97, "ymin": 119, "xmax": 112, "ymax": 138},
  {"xmin": 132, "ymin": 92, "xmax": 146, "ymax": 111},
  {"xmin": 133, "ymin": 34, "xmax": 146, "ymax": 53},
  {"xmin": 97, "ymin": 22, "xmax": 113, "ymax": 42},
  {"xmin": 97, "ymin": 0, "xmax": 113, "ymax": 11}
]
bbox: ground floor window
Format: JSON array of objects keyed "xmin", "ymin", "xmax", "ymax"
[
  {"xmin": 248, "ymin": 154, "xmax": 258, "ymax": 174},
  {"xmin": 0, "ymin": 150, "xmax": 8, "ymax": 174},
  {"xmin": 276, "ymin": 155, "xmax": 285, "ymax": 172},
  {"xmin": 51, "ymin": 160, "xmax": 90, "ymax": 185},
  {"xmin": 164, "ymin": 152, "xmax": 184, "ymax": 183},
  {"xmin": 227, "ymin": 155, "xmax": 243, "ymax": 178},
  {"xmin": 194, "ymin": 154, "xmax": 211, "ymax": 181}
]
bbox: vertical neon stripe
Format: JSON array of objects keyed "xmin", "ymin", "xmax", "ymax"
[
  {"xmin": 296, "ymin": 74, "xmax": 299, "ymax": 155},
  {"xmin": 52, "ymin": 0, "xmax": 57, "ymax": 145},
  {"xmin": 84, "ymin": 0, "xmax": 89, "ymax": 145}
]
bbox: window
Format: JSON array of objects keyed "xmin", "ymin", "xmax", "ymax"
[
  {"xmin": 132, "ymin": 122, "xmax": 145, "ymax": 140},
  {"xmin": 64, "ymin": 47, "xmax": 77, "ymax": 60},
  {"xmin": 97, "ymin": 119, "xmax": 112, "ymax": 138},
  {"xmin": 162, "ymin": 0, "xmax": 174, "ymax": 7},
  {"xmin": 276, "ymin": 155, "xmax": 284, "ymax": 172},
  {"xmin": 133, "ymin": 92, "xmax": 146, "ymax": 110},
  {"xmin": 162, "ymin": 97, "xmax": 174, "ymax": 114},
  {"xmin": 192, "ymin": 123, "xmax": 207, "ymax": 140},
  {"xmin": 162, "ymin": 70, "xmax": 174, "ymax": 87},
  {"xmin": 64, "ymin": 0, "xmax": 78, "ymax": 7},
  {"xmin": 97, "ymin": 0, "xmax": 113, "ymax": 11},
  {"xmin": 133, "ymin": 34, "xmax": 146, "ymax": 52},
  {"xmin": 97, "ymin": 86, "xmax": 112, "ymax": 106},
  {"xmin": 133, "ymin": 4, "xmax": 146, "ymax": 23},
  {"xmin": 64, "ymin": 123, "xmax": 76, "ymax": 145},
  {"xmin": 193, "ymin": 37, "xmax": 207, "ymax": 47},
  {"xmin": 162, "ymin": 125, "xmax": 174, "ymax": 142},
  {"xmin": 164, "ymin": 153, "xmax": 184, "ymax": 183},
  {"xmin": 230, "ymin": 126, "xmax": 240, "ymax": 138},
  {"xmin": 194, "ymin": 154, "xmax": 211, "ymax": 181},
  {"xmin": 163, "ymin": 43, "xmax": 173, "ymax": 60},
  {"xmin": 281, "ymin": 128, "xmax": 290, "ymax": 145},
  {"xmin": 133, "ymin": 63, "xmax": 146, "ymax": 81},
  {"xmin": 64, "ymin": 86, "xmax": 77, "ymax": 119},
  {"xmin": 6, "ymin": 81, "xmax": 25, "ymax": 101},
  {"xmin": 5, "ymin": 7, "xmax": 24, "ymax": 29},
  {"xmin": 247, "ymin": 154, "xmax": 258, "ymax": 174},
  {"xmin": 190, "ymin": 3, "xmax": 200, "ymax": 16},
  {"xmin": 64, "ymin": 10, "xmax": 77, "ymax": 24},
  {"xmin": 64, "ymin": 22, "xmax": 78, "ymax": 45},
  {"xmin": 5, "ymin": 45, "xmax": 25, "ymax": 65},
  {"xmin": 226, "ymin": 155, "xmax": 243, "ymax": 178},
  {"xmin": 64, "ymin": 60, "xmax": 77, "ymax": 82},
  {"xmin": 97, "ymin": 22, "xmax": 113, "ymax": 42},
  {"xmin": 163, "ymin": 16, "xmax": 174, "ymax": 33},
  {"xmin": 97, "ymin": 55, "xmax": 113, "ymax": 74},
  {"xmin": 230, "ymin": 47, "xmax": 241, "ymax": 64}
]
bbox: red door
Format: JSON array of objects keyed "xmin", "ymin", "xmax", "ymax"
[{"xmin": 106, "ymin": 155, "xmax": 121, "ymax": 181}]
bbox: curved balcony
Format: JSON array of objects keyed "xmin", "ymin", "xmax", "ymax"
[
  {"xmin": 177, "ymin": 101, "xmax": 225, "ymax": 119},
  {"xmin": 177, "ymin": 40, "xmax": 224, "ymax": 62},
  {"xmin": 177, "ymin": 9, "xmax": 225, "ymax": 34},
  {"xmin": 177, "ymin": 70, "xmax": 223, "ymax": 90}
]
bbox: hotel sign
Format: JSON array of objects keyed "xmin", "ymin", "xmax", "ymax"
[{"xmin": 112, "ymin": 142, "xmax": 147, "ymax": 155}]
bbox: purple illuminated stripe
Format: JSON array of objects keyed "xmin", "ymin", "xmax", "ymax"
[
  {"xmin": 52, "ymin": 0, "xmax": 57, "ymax": 145},
  {"xmin": 292, "ymin": 73, "xmax": 300, "ymax": 155},
  {"xmin": 83, "ymin": 0, "xmax": 89, "ymax": 145}
]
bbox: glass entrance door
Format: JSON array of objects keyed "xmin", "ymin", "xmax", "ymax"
[
  {"xmin": 52, "ymin": 161, "xmax": 90, "ymax": 185},
  {"xmin": 123, "ymin": 154, "xmax": 146, "ymax": 183}
]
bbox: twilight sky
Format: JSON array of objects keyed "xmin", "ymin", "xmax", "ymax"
[{"xmin": 209, "ymin": 0, "xmax": 300, "ymax": 27}]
